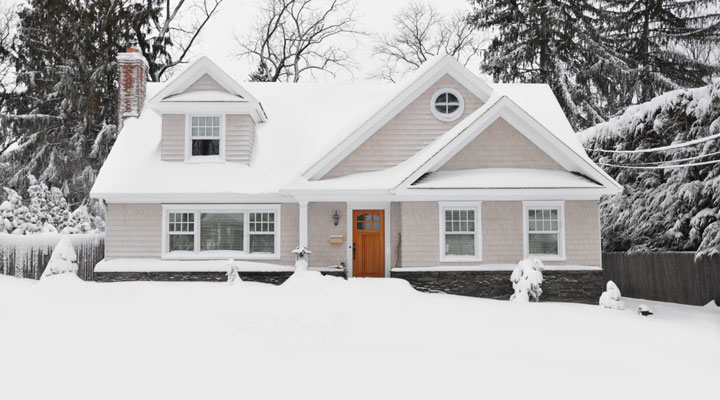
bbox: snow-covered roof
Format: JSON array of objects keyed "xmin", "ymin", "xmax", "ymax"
[
  {"xmin": 92, "ymin": 55, "xmax": 619, "ymax": 202},
  {"xmin": 162, "ymin": 90, "xmax": 246, "ymax": 102},
  {"xmin": 410, "ymin": 168, "xmax": 602, "ymax": 189}
]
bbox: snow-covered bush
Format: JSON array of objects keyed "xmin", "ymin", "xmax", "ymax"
[
  {"xmin": 0, "ymin": 175, "xmax": 102, "ymax": 235},
  {"xmin": 510, "ymin": 258, "xmax": 544, "ymax": 302},
  {"xmin": 41, "ymin": 235, "xmax": 79, "ymax": 279},
  {"xmin": 292, "ymin": 246, "xmax": 312, "ymax": 273},
  {"xmin": 599, "ymin": 280, "xmax": 625, "ymax": 310},
  {"xmin": 227, "ymin": 259, "xmax": 242, "ymax": 285}
]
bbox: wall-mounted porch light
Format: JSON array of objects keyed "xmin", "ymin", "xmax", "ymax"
[{"xmin": 332, "ymin": 210, "xmax": 341, "ymax": 226}]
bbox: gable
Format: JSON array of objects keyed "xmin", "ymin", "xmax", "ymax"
[
  {"xmin": 438, "ymin": 117, "xmax": 563, "ymax": 171},
  {"xmin": 184, "ymin": 73, "xmax": 226, "ymax": 93},
  {"xmin": 323, "ymin": 74, "xmax": 484, "ymax": 179}
]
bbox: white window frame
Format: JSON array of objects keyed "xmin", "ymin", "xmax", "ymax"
[
  {"xmin": 161, "ymin": 204, "xmax": 281, "ymax": 260},
  {"xmin": 439, "ymin": 201, "xmax": 482, "ymax": 262},
  {"xmin": 430, "ymin": 88, "xmax": 465, "ymax": 122},
  {"xmin": 185, "ymin": 114, "xmax": 225, "ymax": 162},
  {"xmin": 522, "ymin": 201, "xmax": 566, "ymax": 261}
]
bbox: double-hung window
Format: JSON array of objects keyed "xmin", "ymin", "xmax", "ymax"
[
  {"xmin": 164, "ymin": 205, "xmax": 280, "ymax": 259},
  {"xmin": 440, "ymin": 202, "xmax": 482, "ymax": 261},
  {"xmin": 523, "ymin": 201, "xmax": 565, "ymax": 261},
  {"xmin": 189, "ymin": 115, "xmax": 222, "ymax": 158}
]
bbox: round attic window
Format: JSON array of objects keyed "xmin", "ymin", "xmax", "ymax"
[{"xmin": 430, "ymin": 88, "xmax": 464, "ymax": 122}]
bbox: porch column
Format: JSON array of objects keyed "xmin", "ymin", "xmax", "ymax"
[{"xmin": 298, "ymin": 200, "xmax": 309, "ymax": 248}]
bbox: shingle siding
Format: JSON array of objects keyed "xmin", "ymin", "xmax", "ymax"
[
  {"xmin": 323, "ymin": 74, "xmax": 484, "ymax": 178},
  {"xmin": 307, "ymin": 202, "xmax": 347, "ymax": 267},
  {"xmin": 185, "ymin": 74, "xmax": 225, "ymax": 92},
  {"xmin": 438, "ymin": 118, "xmax": 563, "ymax": 171},
  {"xmin": 393, "ymin": 201, "xmax": 601, "ymax": 268},
  {"xmin": 106, "ymin": 203, "xmax": 162, "ymax": 258},
  {"xmin": 225, "ymin": 114, "xmax": 255, "ymax": 164},
  {"xmin": 161, "ymin": 114, "xmax": 185, "ymax": 161}
]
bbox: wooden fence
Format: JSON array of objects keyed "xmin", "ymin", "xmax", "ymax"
[
  {"xmin": 603, "ymin": 252, "xmax": 720, "ymax": 306},
  {"xmin": 0, "ymin": 233, "xmax": 105, "ymax": 281}
]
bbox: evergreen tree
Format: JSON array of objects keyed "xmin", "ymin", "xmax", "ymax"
[
  {"xmin": 603, "ymin": 0, "xmax": 720, "ymax": 104},
  {"xmin": 2, "ymin": 0, "xmax": 142, "ymax": 206}
]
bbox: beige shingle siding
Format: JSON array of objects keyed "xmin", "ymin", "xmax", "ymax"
[
  {"xmin": 323, "ymin": 74, "xmax": 484, "ymax": 178},
  {"xmin": 275, "ymin": 203, "xmax": 298, "ymax": 265},
  {"xmin": 106, "ymin": 203, "xmax": 162, "ymax": 258},
  {"xmin": 393, "ymin": 201, "xmax": 601, "ymax": 268},
  {"xmin": 161, "ymin": 114, "xmax": 185, "ymax": 161},
  {"xmin": 307, "ymin": 202, "xmax": 347, "ymax": 267},
  {"xmin": 185, "ymin": 74, "xmax": 225, "ymax": 92},
  {"xmin": 225, "ymin": 114, "xmax": 255, "ymax": 164},
  {"xmin": 556, "ymin": 200, "xmax": 601, "ymax": 267},
  {"xmin": 439, "ymin": 118, "xmax": 563, "ymax": 171},
  {"xmin": 391, "ymin": 202, "xmax": 403, "ymax": 268}
]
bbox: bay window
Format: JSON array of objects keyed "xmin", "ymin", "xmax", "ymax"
[
  {"xmin": 439, "ymin": 202, "xmax": 482, "ymax": 262},
  {"xmin": 163, "ymin": 205, "xmax": 280, "ymax": 259}
]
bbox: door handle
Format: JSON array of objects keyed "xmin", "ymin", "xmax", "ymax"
[{"xmin": 353, "ymin": 242, "xmax": 356, "ymax": 260}]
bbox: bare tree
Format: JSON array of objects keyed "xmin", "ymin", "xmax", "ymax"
[
  {"xmin": 132, "ymin": 0, "xmax": 224, "ymax": 82},
  {"xmin": 371, "ymin": 2, "xmax": 485, "ymax": 82},
  {"xmin": 236, "ymin": 0, "xmax": 362, "ymax": 82}
]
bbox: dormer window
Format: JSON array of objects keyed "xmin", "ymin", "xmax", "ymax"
[{"xmin": 188, "ymin": 115, "xmax": 223, "ymax": 159}]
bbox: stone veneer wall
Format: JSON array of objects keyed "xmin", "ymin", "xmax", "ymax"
[
  {"xmin": 95, "ymin": 270, "xmax": 346, "ymax": 283},
  {"xmin": 391, "ymin": 269, "xmax": 603, "ymax": 304}
]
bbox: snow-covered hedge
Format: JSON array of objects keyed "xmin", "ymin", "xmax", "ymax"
[
  {"xmin": 0, "ymin": 232, "xmax": 103, "ymax": 279},
  {"xmin": 1, "ymin": 175, "xmax": 104, "ymax": 235},
  {"xmin": 510, "ymin": 258, "xmax": 544, "ymax": 302},
  {"xmin": 599, "ymin": 281, "xmax": 625, "ymax": 310},
  {"xmin": 580, "ymin": 79, "xmax": 720, "ymax": 260}
]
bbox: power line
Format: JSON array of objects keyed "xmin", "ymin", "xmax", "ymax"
[
  {"xmin": 599, "ymin": 159, "xmax": 720, "ymax": 169},
  {"xmin": 586, "ymin": 132, "xmax": 720, "ymax": 154},
  {"xmin": 600, "ymin": 150, "xmax": 720, "ymax": 167}
]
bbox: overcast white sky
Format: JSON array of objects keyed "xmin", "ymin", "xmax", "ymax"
[{"xmin": 191, "ymin": 0, "xmax": 474, "ymax": 83}]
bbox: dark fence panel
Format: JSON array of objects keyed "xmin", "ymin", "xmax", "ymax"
[
  {"xmin": 0, "ymin": 234, "xmax": 105, "ymax": 281},
  {"xmin": 602, "ymin": 252, "xmax": 720, "ymax": 306}
]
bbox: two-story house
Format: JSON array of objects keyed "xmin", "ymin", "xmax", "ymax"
[{"xmin": 91, "ymin": 49, "xmax": 621, "ymax": 302}]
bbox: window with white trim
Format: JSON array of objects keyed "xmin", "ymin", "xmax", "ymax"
[
  {"xmin": 523, "ymin": 202, "xmax": 565, "ymax": 260},
  {"xmin": 430, "ymin": 88, "xmax": 465, "ymax": 122},
  {"xmin": 249, "ymin": 212, "xmax": 276, "ymax": 253},
  {"xmin": 163, "ymin": 205, "xmax": 280, "ymax": 259},
  {"xmin": 440, "ymin": 202, "xmax": 481, "ymax": 261},
  {"xmin": 190, "ymin": 116, "xmax": 221, "ymax": 157}
]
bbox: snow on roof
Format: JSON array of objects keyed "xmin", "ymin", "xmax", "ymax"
[
  {"xmin": 92, "ymin": 58, "xmax": 612, "ymax": 200},
  {"xmin": 92, "ymin": 82, "xmax": 389, "ymax": 200},
  {"xmin": 410, "ymin": 168, "xmax": 601, "ymax": 189}
]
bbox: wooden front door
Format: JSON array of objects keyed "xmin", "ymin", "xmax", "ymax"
[{"xmin": 352, "ymin": 210, "xmax": 385, "ymax": 277}]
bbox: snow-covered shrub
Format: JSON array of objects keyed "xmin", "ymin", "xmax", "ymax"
[
  {"xmin": 227, "ymin": 259, "xmax": 241, "ymax": 285},
  {"xmin": 510, "ymin": 258, "xmax": 544, "ymax": 302},
  {"xmin": 599, "ymin": 281, "xmax": 625, "ymax": 310},
  {"xmin": 41, "ymin": 235, "xmax": 78, "ymax": 279},
  {"xmin": 292, "ymin": 246, "xmax": 312, "ymax": 273},
  {"xmin": 0, "ymin": 175, "xmax": 103, "ymax": 235}
]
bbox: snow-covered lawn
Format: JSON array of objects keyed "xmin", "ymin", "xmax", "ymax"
[{"xmin": 0, "ymin": 273, "xmax": 717, "ymax": 400}]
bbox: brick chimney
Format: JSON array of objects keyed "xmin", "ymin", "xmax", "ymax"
[{"xmin": 117, "ymin": 48, "xmax": 149, "ymax": 130}]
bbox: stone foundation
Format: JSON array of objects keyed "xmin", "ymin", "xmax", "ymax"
[
  {"xmin": 391, "ymin": 269, "xmax": 603, "ymax": 304},
  {"xmin": 94, "ymin": 270, "xmax": 346, "ymax": 284}
]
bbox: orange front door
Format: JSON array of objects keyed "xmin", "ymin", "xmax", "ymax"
[{"xmin": 352, "ymin": 210, "xmax": 385, "ymax": 277}]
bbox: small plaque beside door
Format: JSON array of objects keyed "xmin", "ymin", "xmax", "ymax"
[{"xmin": 329, "ymin": 235, "xmax": 344, "ymax": 244}]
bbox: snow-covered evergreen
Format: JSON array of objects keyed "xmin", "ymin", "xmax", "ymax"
[
  {"xmin": 581, "ymin": 79, "xmax": 720, "ymax": 259},
  {"xmin": 599, "ymin": 281, "xmax": 625, "ymax": 310},
  {"xmin": 0, "ymin": 176, "xmax": 102, "ymax": 234},
  {"xmin": 509, "ymin": 258, "xmax": 544, "ymax": 302},
  {"xmin": 227, "ymin": 259, "xmax": 242, "ymax": 285},
  {"xmin": 40, "ymin": 235, "xmax": 78, "ymax": 279}
]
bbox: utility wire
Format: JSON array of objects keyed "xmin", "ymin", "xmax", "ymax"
[
  {"xmin": 599, "ymin": 150, "xmax": 720, "ymax": 167},
  {"xmin": 599, "ymin": 159, "xmax": 720, "ymax": 169},
  {"xmin": 585, "ymin": 132, "xmax": 720, "ymax": 154}
]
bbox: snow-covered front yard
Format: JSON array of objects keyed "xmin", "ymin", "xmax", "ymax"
[{"xmin": 0, "ymin": 273, "xmax": 717, "ymax": 400}]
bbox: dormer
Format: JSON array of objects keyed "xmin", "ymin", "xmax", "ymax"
[{"xmin": 147, "ymin": 57, "xmax": 267, "ymax": 164}]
